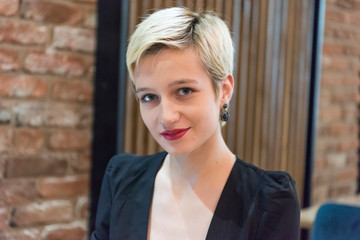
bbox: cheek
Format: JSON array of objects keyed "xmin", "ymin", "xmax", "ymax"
[
  {"xmin": 140, "ymin": 107, "xmax": 157, "ymax": 130},
  {"xmin": 191, "ymin": 101, "xmax": 219, "ymax": 126},
  {"xmin": 206, "ymin": 106, "xmax": 220, "ymax": 124}
]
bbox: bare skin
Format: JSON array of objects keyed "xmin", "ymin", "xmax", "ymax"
[{"xmin": 133, "ymin": 48, "xmax": 235, "ymax": 240}]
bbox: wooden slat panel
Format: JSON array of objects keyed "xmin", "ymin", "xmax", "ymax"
[
  {"xmin": 223, "ymin": 0, "xmax": 234, "ymax": 27},
  {"xmin": 153, "ymin": 0, "xmax": 162, "ymax": 9},
  {"xmin": 274, "ymin": 0, "xmax": 288, "ymax": 171},
  {"xmin": 267, "ymin": 0, "xmax": 280, "ymax": 170},
  {"xmin": 288, "ymin": 0, "xmax": 302, "ymax": 195},
  {"xmin": 251, "ymin": 0, "xmax": 267, "ymax": 167},
  {"xmin": 244, "ymin": 0, "xmax": 259, "ymax": 163},
  {"xmin": 271, "ymin": 0, "xmax": 284, "ymax": 170},
  {"xmin": 235, "ymin": 0, "xmax": 251, "ymax": 157},
  {"xmin": 185, "ymin": 0, "xmax": 195, "ymax": 10},
  {"xmin": 294, "ymin": 0, "xmax": 305, "ymax": 200},
  {"xmin": 281, "ymin": 0, "xmax": 295, "ymax": 172},
  {"xmin": 195, "ymin": 0, "xmax": 205, "ymax": 10},
  {"xmin": 205, "ymin": 0, "xmax": 216, "ymax": 10},
  {"xmin": 259, "ymin": 0, "xmax": 275, "ymax": 169},
  {"xmin": 215, "ymin": 0, "xmax": 223, "ymax": 13}
]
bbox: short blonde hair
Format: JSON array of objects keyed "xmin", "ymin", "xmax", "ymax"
[{"xmin": 126, "ymin": 7, "xmax": 234, "ymax": 95}]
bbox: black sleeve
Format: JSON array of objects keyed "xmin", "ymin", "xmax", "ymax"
[
  {"xmin": 255, "ymin": 172, "xmax": 300, "ymax": 240},
  {"xmin": 90, "ymin": 161, "xmax": 113, "ymax": 240}
]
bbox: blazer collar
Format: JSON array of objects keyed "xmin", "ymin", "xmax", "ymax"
[
  {"xmin": 112, "ymin": 152, "xmax": 167, "ymax": 240},
  {"xmin": 116, "ymin": 153, "xmax": 244, "ymax": 240}
]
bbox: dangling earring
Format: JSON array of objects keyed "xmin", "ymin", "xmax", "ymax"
[{"xmin": 220, "ymin": 103, "xmax": 230, "ymax": 121}]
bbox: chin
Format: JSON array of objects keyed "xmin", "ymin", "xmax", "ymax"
[{"xmin": 158, "ymin": 140, "xmax": 194, "ymax": 156}]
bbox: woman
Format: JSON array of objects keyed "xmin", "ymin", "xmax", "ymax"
[{"xmin": 91, "ymin": 7, "xmax": 300, "ymax": 240}]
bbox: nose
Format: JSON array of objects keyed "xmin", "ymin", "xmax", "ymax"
[{"xmin": 159, "ymin": 99, "xmax": 180, "ymax": 128}]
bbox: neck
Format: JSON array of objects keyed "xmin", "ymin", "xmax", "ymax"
[{"xmin": 167, "ymin": 127, "xmax": 235, "ymax": 187}]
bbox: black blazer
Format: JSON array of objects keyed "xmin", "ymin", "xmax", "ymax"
[{"xmin": 91, "ymin": 152, "xmax": 300, "ymax": 240}]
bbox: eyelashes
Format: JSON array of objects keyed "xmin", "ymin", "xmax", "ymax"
[
  {"xmin": 178, "ymin": 87, "xmax": 193, "ymax": 96},
  {"xmin": 139, "ymin": 87, "xmax": 195, "ymax": 103},
  {"xmin": 141, "ymin": 94, "xmax": 158, "ymax": 102}
]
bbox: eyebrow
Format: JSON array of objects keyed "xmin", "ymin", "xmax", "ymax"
[
  {"xmin": 168, "ymin": 79, "xmax": 198, "ymax": 87},
  {"xmin": 135, "ymin": 87, "xmax": 152, "ymax": 94},
  {"xmin": 135, "ymin": 79, "xmax": 198, "ymax": 94}
]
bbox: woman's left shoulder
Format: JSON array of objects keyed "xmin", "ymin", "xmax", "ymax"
[
  {"xmin": 256, "ymin": 170, "xmax": 300, "ymax": 226},
  {"xmin": 233, "ymin": 158, "xmax": 296, "ymax": 193},
  {"xmin": 254, "ymin": 171, "xmax": 300, "ymax": 239},
  {"xmin": 259, "ymin": 171, "xmax": 298, "ymax": 199}
]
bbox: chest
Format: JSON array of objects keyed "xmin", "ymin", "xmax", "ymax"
[
  {"xmin": 147, "ymin": 168, "xmax": 216, "ymax": 240},
  {"xmin": 107, "ymin": 158, "xmax": 260, "ymax": 240}
]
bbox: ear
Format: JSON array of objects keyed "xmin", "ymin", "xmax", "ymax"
[{"xmin": 220, "ymin": 74, "xmax": 234, "ymax": 105}]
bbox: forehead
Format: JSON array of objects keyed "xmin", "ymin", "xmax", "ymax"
[{"xmin": 133, "ymin": 48, "xmax": 209, "ymax": 85}]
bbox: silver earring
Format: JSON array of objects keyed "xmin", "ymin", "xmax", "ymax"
[{"xmin": 220, "ymin": 103, "xmax": 230, "ymax": 121}]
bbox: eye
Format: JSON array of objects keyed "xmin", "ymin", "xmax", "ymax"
[
  {"xmin": 141, "ymin": 94, "xmax": 158, "ymax": 102},
  {"xmin": 178, "ymin": 88, "xmax": 193, "ymax": 96}
]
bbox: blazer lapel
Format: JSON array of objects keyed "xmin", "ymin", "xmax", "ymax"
[
  {"xmin": 206, "ymin": 158, "xmax": 257, "ymax": 240},
  {"xmin": 110, "ymin": 152, "xmax": 167, "ymax": 240},
  {"xmin": 205, "ymin": 161, "xmax": 242, "ymax": 240}
]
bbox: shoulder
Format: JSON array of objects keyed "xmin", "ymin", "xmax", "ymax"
[
  {"xmin": 256, "ymin": 172, "xmax": 300, "ymax": 239},
  {"xmin": 259, "ymin": 171, "xmax": 298, "ymax": 199},
  {"xmin": 106, "ymin": 152, "xmax": 166, "ymax": 172},
  {"xmin": 233, "ymin": 157, "xmax": 297, "ymax": 196},
  {"xmin": 232, "ymin": 157, "xmax": 299, "ymax": 207},
  {"xmin": 232, "ymin": 158, "xmax": 266, "ymax": 185},
  {"xmin": 104, "ymin": 151, "xmax": 167, "ymax": 182},
  {"xmin": 257, "ymin": 170, "xmax": 300, "ymax": 227},
  {"xmin": 228, "ymin": 158, "xmax": 300, "ymax": 239},
  {"xmin": 101, "ymin": 152, "xmax": 167, "ymax": 198}
]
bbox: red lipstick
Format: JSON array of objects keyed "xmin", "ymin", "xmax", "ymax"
[{"xmin": 161, "ymin": 128, "xmax": 190, "ymax": 140}]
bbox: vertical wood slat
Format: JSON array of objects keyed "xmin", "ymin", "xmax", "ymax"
[
  {"xmin": 267, "ymin": 0, "xmax": 279, "ymax": 170},
  {"xmin": 291, "ymin": 0, "xmax": 303, "ymax": 199},
  {"xmin": 274, "ymin": 0, "xmax": 288, "ymax": 171},
  {"xmin": 244, "ymin": 0, "xmax": 259, "ymax": 163},
  {"xmin": 205, "ymin": 0, "xmax": 216, "ymax": 10},
  {"xmin": 259, "ymin": 0, "xmax": 275, "ymax": 169},
  {"xmin": 281, "ymin": 0, "xmax": 295, "ymax": 172},
  {"xmin": 124, "ymin": 0, "xmax": 314, "ymax": 204},
  {"xmin": 251, "ymin": 0, "xmax": 267, "ymax": 168},
  {"xmin": 236, "ymin": 0, "xmax": 251, "ymax": 157},
  {"xmin": 215, "ymin": 0, "xmax": 223, "ymax": 14},
  {"xmin": 195, "ymin": 0, "xmax": 205, "ymax": 10},
  {"xmin": 290, "ymin": 0, "xmax": 303, "ymax": 195},
  {"xmin": 271, "ymin": 0, "xmax": 284, "ymax": 170}
]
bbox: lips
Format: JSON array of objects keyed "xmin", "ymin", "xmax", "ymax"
[{"xmin": 161, "ymin": 128, "xmax": 190, "ymax": 140}]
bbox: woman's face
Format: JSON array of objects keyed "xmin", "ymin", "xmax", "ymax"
[{"xmin": 133, "ymin": 48, "xmax": 231, "ymax": 156}]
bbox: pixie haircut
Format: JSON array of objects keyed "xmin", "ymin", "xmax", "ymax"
[{"xmin": 126, "ymin": 7, "xmax": 234, "ymax": 95}]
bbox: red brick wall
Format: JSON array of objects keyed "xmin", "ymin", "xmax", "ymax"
[
  {"xmin": 0, "ymin": 0, "xmax": 96, "ymax": 239},
  {"xmin": 312, "ymin": 0, "xmax": 360, "ymax": 204}
]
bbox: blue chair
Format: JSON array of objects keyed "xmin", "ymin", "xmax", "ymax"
[{"xmin": 311, "ymin": 203, "xmax": 360, "ymax": 240}]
